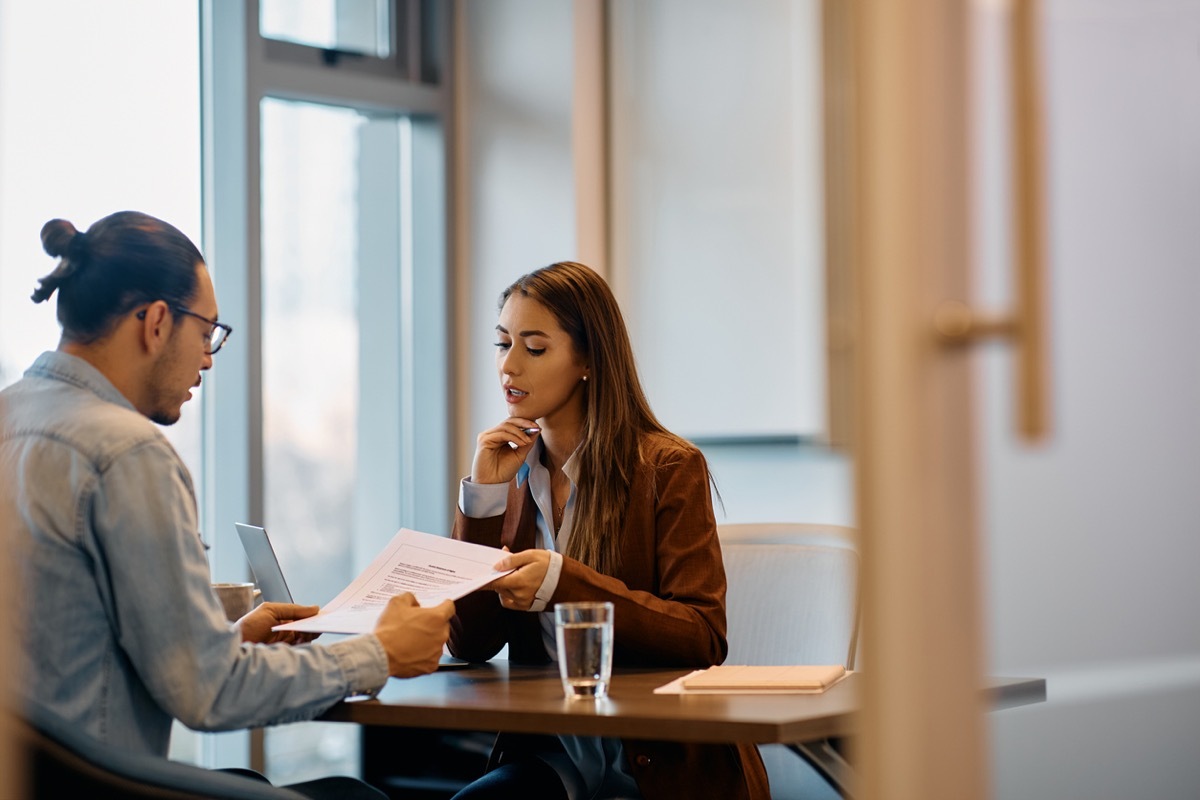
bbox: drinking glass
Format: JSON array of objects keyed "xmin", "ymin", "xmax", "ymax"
[{"xmin": 554, "ymin": 601, "xmax": 614, "ymax": 700}]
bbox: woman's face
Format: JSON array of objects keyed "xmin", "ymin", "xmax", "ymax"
[{"xmin": 495, "ymin": 293, "xmax": 589, "ymax": 427}]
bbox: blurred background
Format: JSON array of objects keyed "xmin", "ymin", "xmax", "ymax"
[{"xmin": 0, "ymin": 0, "xmax": 1196, "ymax": 797}]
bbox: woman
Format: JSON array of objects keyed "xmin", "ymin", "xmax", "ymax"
[{"xmin": 448, "ymin": 262, "xmax": 768, "ymax": 800}]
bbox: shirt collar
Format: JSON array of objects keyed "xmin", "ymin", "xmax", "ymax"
[
  {"xmin": 516, "ymin": 437, "xmax": 582, "ymax": 487},
  {"xmin": 25, "ymin": 350, "xmax": 138, "ymax": 413}
]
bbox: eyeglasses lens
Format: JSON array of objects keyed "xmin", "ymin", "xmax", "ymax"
[{"xmin": 208, "ymin": 326, "xmax": 227, "ymax": 354}]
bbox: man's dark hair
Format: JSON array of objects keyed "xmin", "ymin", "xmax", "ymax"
[{"xmin": 31, "ymin": 211, "xmax": 204, "ymax": 344}]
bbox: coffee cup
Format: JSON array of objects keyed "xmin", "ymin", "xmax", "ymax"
[{"xmin": 211, "ymin": 582, "xmax": 260, "ymax": 622}]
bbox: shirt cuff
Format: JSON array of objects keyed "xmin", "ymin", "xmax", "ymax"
[
  {"xmin": 529, "ymin": 551, "xmax": 564, "ymax": 612},
  {"xmin": 328, "ymin": 635, "xmax": 390, "ymax": 698},
  {"xmin": 460, "ymin": 477, "xmax": 510, "ymax": 518}
]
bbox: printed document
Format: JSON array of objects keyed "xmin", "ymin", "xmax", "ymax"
[{"xmin": 274, "ymin": 528, "xmax": 512, "ymax": 634}]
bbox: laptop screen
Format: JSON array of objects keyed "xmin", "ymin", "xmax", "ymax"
[{"xmin": 234, "ymin": 523, "xmax": 294, "ymax": 604}]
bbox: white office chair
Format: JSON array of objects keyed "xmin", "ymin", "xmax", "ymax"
[{"xmin": 718, "ymin": 522, "xmax": 860, "ymax": 800}]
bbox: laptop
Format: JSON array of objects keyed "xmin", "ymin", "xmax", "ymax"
[{"xmin": 234, "ymin": 523, "xmax": 294, "ymax": 604}]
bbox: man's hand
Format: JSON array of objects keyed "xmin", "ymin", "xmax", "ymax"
[
  {"xmin": 373, "ymin": 593, "xmax": 455, "ymax": 678},
  {"xmin": 236, "ymin": 602, "xmax": 321, "ymax": 645}
]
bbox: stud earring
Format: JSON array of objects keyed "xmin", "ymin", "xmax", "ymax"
[{"xmin": 582, "ymin": 375, "xmax": 589, "ymax": 382}]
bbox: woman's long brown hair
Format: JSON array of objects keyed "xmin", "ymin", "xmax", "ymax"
[{"xmin": 500, "ymin": 261, "xmax": 693, "ymax": 576}]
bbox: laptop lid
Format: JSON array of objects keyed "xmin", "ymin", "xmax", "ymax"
[{"xmin": 234, "ymin": 523, "xmax": 294, "ymax": 603}]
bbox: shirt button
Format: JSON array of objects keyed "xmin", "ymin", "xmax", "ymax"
[{"xmin": 635, "ymin": 755, "xmax": 652, "ymax": 767}]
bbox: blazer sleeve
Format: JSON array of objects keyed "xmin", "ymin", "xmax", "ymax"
[
  {"xmin": 446, "ymin": 506, "xmax": 510, "ymax": 662},
  {"xmin": 551, "ymin": 447, "xmax": 728, "ymax": 668}
]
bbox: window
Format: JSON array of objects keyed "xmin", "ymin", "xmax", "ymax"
[
  {"xmin": 261, "ymin": 0, "xmax": 391, "ymax": 57},
  {"xmin": 259, "ymin": 97, "xmax": 410, "ymax": 780},
  {"xmin": 0, "ymin": 0, "xmax": 204, "ymax": 764},
  {"xmin": 204, "ymin": 0, "xmax": 452, "ymax": 780},
  {"xmin": 1, "ymin": 0, "xmax": 451, "ymax": 781},
  {"xmin": 0, "ymin": 0, "xmax": 201, "ymax": 472}
]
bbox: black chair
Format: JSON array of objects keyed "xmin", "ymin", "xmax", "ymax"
[
  {"xmin": 16, "ymin": 702, "xmax": 307, "ymax": 799},
  {"xmin": 361, "ymin": 726, "xmax": 493, "ymax": 800}
]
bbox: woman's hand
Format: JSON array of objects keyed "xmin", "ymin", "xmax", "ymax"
[
  {"xmin": 470, "ymin": 418, "xmax": 540, "ymax": 485},
  {"xmin": 490, "ymin": 548, "xmax": 552, "ymax": 611}
]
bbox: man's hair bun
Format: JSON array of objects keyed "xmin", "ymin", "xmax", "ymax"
[{"xmin": 32, "ymin": 219, "xmax": 87, "ymax": 303}]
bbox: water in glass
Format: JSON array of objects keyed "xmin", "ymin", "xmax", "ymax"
[{"xmin": 556, "ymin": 620, "xmax": 613, "ymax": 698}]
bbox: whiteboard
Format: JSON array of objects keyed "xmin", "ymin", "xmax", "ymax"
[{"xmin": 609, "ymin": 0, "xmax": 826, "ymax": 440}]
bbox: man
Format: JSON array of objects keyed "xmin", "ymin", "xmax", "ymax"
[{"xmin": 0, "ymin": 211, "xmax": 454, "ymax": 797}]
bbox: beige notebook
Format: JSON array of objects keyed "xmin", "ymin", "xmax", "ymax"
[{"xmin": 681, "ymin": 665, "xmax": 848, "ymax": 693}]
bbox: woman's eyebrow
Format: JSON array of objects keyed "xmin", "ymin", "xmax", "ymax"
[{"xmin": 495, "ymin": 324, "xmax": 548, "ymax": 337}]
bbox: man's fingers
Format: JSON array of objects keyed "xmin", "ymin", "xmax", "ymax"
[
  {"xmin": 386, "ymin": 592, "xmax": 419, "ymax": 609},
  {"xmin": 265, "ymin": 603, "xmax": 320, "ymax": 620}
]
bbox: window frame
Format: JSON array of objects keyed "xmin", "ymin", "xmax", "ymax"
[{"xmin": 199, "ymin": 0, "xmax": 453, "ymax": 771}]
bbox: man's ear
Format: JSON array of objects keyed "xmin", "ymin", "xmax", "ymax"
[{"xmin": 139, "ymin": 301, "xmax": 174, "ymax": 356}]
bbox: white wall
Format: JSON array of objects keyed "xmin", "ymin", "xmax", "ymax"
[
  {"xmin": 975, "ymin": 1, "xmax": 1200, "ymax": 797},
  {"xmin": 459, "ymin": 0, "xmax": 576, "ymax": 464}
]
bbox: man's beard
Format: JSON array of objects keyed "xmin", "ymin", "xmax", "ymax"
[{"xmin": 146, "ymin": 344, "xmax": 185, "ymax": 426}]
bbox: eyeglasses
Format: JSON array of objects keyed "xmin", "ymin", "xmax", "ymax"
[
  {"xmin": 176, "ymin": 307, "xmax": 233, "ymax": 355},
  {"xmin": 137, "ymin": 305, "xmax": 233, "ymax": 355}
]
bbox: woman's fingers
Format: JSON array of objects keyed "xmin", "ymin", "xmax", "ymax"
[
  {"xmin": 497, "ymin": 588, "xmax": 532, "ymax": 611},
  {"xmin": 478, "ymin": 419, "xmax": 540, "ymax": 449},
  {"xmin": 470, "ymin": 419, "xmax": 540, "ymax": 484},
  {"xmin": 490, "ymin": 550, "xmax": 550, "ymax": 612}
]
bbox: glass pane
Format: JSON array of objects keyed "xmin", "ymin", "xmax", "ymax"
[
  {"xmin": 418, "ymin": 0, "xmax": 444, "ymax": 84},
  {"xmin": 260, "ymin": 96, "xmax": 406, "ymax": 783},
  {"xmin": 0, "ymin": 0, "xmax": 203, "ymax": 760},
  {"xmin": 260, "ymin": 0, "xmax": 391, "ymax": 58},
  {"xmin": 0, "ymin": 4, "xmax": 202, "ymax": 486},
  {"xmin": 262, "ymin": 98, "xmax": 362, "ymax": 612}
]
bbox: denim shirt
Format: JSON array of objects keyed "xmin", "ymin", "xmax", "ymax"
[{"xmin": 0, "ymin": 352, "xmax": 388, "ymax": 756}]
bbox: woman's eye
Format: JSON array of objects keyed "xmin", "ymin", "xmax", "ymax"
[
  {"xmin": 493, "ymin": 342, "xmax": 511, "ymax": 351},
  {"xmin": 527, "ymin": 347, "xmax": 545, "ymax": 356}
]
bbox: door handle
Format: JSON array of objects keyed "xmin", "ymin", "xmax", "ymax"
[{"xmin": 934, "ymin": 0, "xmax": 1049, "ymax": 443}]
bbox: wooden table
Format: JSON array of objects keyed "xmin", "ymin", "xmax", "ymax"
[{"xmin": 321, "ymin": 662, "xmax": 1046, "ymax": 798}]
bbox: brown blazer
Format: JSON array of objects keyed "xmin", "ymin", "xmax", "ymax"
[{"xmin": 449, "ymin": 433, "xmax": 769, "ymax": 800}]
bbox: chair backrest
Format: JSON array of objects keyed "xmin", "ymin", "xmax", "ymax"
[
  {"xmin": 718, "ymin": 522, "xmax": 859, "ymax": 669},
  {"xmin": 17, "ymin": 702, "xmax": 306, "ymax": 799}
]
